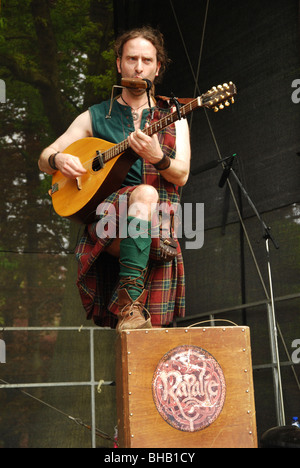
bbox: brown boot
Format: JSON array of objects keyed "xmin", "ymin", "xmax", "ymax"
[{"xmin": 116, "ymin": 289, "xmax": 152, "ymax": 333}]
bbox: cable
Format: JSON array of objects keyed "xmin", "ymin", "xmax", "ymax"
[
  {"xmin": 0, "ymin": 206, "xmax": 84, "ymax": 255},
  {"xmin": 169, "ymin": 0, "xmax": 271, "ymax": 301},
  {"xmin": 169, "ymin": 0, "xmax": 210, "ymax": 132},
  {"xmin": 0, "ymin": 378, "xmax": 115, "ymax": 445},
  {"xmin": 170, "ymin": 0, "xmax": 210, "ymax": 201}
]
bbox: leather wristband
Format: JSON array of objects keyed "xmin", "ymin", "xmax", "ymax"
[
  {"xmin": 48, "ymin": 152, "xmax": 59, "ymax": 171},
  {"xmin": 153, "ymin": 154, "xmax": 171, "ymax": 171}
]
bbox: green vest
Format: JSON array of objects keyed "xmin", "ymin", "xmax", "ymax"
[{"xmin": 89, "ymin": 99, "xmax": 153, "ymax": 187}]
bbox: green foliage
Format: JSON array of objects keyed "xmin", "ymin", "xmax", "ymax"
[
  {"xmin": 0, "ymin": 0, "xmax": 116, "ymax": 132},
  {"xmin": 0, "ymin": 1, "xmax": 116, "ymax": 447}
]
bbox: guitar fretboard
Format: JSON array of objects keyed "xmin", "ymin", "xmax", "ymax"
[
  {"xmin": 100, "ymin": 80, "xmax": 237, "ymax": 164},
  {"xmin": 102, "ymin": 96, "xmax": 202, "ymax": 163}
]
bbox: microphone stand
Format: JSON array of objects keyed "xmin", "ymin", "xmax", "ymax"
[{"xmin": 222, "ymin": 161, "xmax": 285, "ymax": 427}]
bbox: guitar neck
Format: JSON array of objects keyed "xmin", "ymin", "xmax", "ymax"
[
  {"xmin": 102, "ymin": 96, "xmax": 202, "ymax": 163},
  {"xmin": 101, "ymin": 80, "xmax": 237, "ymax": 163},
  {"xmin": 144, "ymin": 96, "xmax": 202, "ymax": 138}
]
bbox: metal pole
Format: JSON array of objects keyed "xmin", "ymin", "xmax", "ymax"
[
  {"xmin": 89, "ymin": 328, "xmax": 96, "ymax": 448},
  {"xmin": 265, "ymin": 239, "xmax": 286, "ymax": 426}
]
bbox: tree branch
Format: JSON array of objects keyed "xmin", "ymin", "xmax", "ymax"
[{"xmin": 0, "ymin": 50, "xmax": 51, "ymax": 89}]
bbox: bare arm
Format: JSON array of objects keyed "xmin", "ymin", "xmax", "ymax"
[
  {"xmin": 128, "ymin": 118, "xmax": 191, "ymax": 186},
  {"xmin": 38, "ymin": 110, "xmax": 93, "ymax": 179},
  {"xmin": 161, "ymin": 118, "xmax": 191, "ymax": 186}
]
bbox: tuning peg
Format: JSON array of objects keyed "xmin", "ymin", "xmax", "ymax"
[
  {"xmin": 223, "ymin": 83, "xmax": 229, "ymax": 89},
  {"xmin": 219, "ymin": 104, "xmax": 225, "ymax": 110},
  {"xmin": 231, "ymin": 97, "xmax": 235, "ymax": 104},
  {"xmin": 217, "ymin": 85, "xmax": 223, "ymax": 90},
  {"xmin": 213, "ymin": 106, "xmax": 219, "ymax": 112},
  {"xmin": 225, "ymin": 101, "xmax": 230, "ymax": 107}
]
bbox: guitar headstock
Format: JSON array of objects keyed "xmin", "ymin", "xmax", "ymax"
[{"xmin": 202, "ymin": 82, "xmax": 237, "ymax": 112}]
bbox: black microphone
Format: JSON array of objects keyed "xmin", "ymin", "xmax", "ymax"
[
  {"xmin": 121, "ymin": 78, "xmax": 152, "ymax": 90},
  {"xmin": 218, "ymin": 153, "xmax": 237, "ymax": 188}
]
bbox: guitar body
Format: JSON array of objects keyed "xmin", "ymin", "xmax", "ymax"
[{"xmin": 51, "ymin": 137, "xmax": 137, "ymax": 224}]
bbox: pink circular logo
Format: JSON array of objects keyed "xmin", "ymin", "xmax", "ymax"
[{"xmin": 152, "ymin": 345, "xmax": 226, "ymax": 432}]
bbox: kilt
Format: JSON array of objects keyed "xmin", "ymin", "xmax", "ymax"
[{"xmin": 75, "ymin": 186, "xmax": 185, "ymax": 328}]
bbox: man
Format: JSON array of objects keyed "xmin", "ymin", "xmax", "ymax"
[{"xmin": 38, "ymin": 26, "xmax": 191, "ymax": 332}]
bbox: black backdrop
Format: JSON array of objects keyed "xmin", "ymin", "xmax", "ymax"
[{"xmin": 114, "ymin": 0, "xmax": 300, "ymax": 441}]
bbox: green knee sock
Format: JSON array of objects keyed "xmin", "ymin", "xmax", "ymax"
[{"xmin": 119, "ymin": 216, "xmax": 151, "ymax": 301}]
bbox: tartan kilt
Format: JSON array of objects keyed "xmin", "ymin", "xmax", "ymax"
[{"xmin": 75, "ymin": 186, "xmax": 186, "ymax": 328}]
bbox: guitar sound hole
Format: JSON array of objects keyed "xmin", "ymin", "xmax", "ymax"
[{"xmin": 92, "ymin": 156, "xmax": 102, "ymax": 172}]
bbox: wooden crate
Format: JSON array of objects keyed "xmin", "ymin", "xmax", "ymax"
[{"xmin": 116, "ymin": 326, "xmax": 257, "ymax": 448}]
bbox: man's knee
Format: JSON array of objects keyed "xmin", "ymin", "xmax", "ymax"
[
  {"xmin": 128, "ymin": 185, "xmax": 159, "ymax": 220},
  {"xmin": 130, "ymin": 184, "xmax": 159, "ymax": 204}
]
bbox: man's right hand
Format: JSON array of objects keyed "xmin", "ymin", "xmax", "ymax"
[
  {"xmin": 55, "ymin": 153, "xmax": 87, "ymax": 179},
  {"xmin": 38, "ymin": 110, "xmax": 93, "ymax": 177}
]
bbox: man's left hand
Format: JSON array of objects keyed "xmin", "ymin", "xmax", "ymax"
[{"xmin": 128, "ymin": 129, "xmax": 163, "ymax": 165}]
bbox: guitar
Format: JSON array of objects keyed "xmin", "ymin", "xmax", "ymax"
[{"xmin": 51, "ymin": 82, "xmax": 237, "ymax": 224}]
